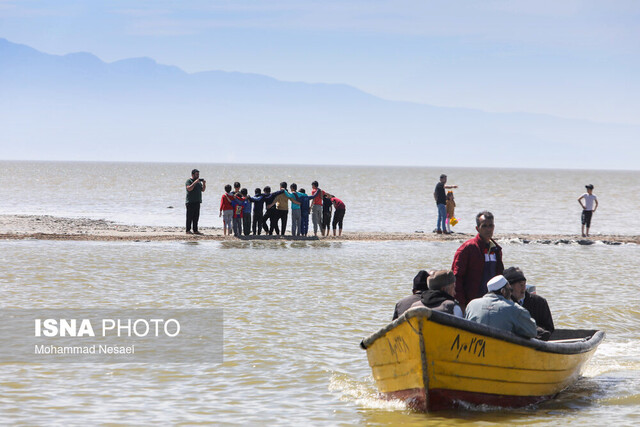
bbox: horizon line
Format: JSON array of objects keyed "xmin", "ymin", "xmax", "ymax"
[{"xmin": 1, "ymin": 158, "xmax": 637, "ymax": 173}]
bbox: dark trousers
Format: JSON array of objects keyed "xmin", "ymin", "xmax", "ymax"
[
  {"xmin": 242, "ymin": 213, "xmax": 251, "ymax": 236},
  {"xmin": 301, "ymin": 212, "xmax": 310, "ymax": 236},
  {"xmin": 186, "ymin": 202, "xmax": 201, "ymax": 232},
  {"xmin": 263, "ymin": 208, "xmax": 278, "ymax": 235},
  {"xmin": 581, "ymin": 210, "xmax": 593, "ymax": 228},
  {"xmin": 273, "ymin": 209, "xmax": 288, "ymax": 235},
  {"xmin": 253, "ymin": 211, "xmax": 264, "ymax": 235},
  {"xmin": 332, "ymin": 209, "xmax": 345, "ymax": 230},
  {"xmin": 322, "ymin": 211, "xmax": 331, "ymax": 233}
]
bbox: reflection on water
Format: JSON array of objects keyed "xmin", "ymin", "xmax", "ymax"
[{"xmin": 0, "ymin": 239, "xmax": 638, "ymax": 424}]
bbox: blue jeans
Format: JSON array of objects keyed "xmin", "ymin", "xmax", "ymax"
[{"xmin": 437, "ymin": 204, "xmax": 447, "ymax": 231}]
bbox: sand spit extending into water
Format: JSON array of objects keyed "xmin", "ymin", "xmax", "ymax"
[{"xmin": 0, "ymin": 215, "xmax": 638, "ymax": 245}]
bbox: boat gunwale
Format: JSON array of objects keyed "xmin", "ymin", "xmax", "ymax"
[{"xmin": 360, "ymin": 307, "xmax": 605, "ymax": 355}]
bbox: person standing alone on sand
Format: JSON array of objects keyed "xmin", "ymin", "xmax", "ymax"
[
  {"xmin": 185, "ymin": 169, "xmax": 205, "ymax": 235},
  {"xmin": 433, "ymin": 174, "xmax": 457, "ymax": 234},
  {"xmin": 578, "ymin": 184, "xmax": 598, "ymax": 237}
]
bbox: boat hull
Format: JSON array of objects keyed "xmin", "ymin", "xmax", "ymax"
[{"xmin": 361, "ymin": 308, "xmax": 604, "ymax": 411}]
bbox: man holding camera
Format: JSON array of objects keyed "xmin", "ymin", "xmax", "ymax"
[{"xmin": 185, "ymin": 168, "xmax": 206, "ymax": 234}]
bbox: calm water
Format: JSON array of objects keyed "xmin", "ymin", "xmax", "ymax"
[
  {"xmin": 1, "ymin": 161, "xmax": 639, "ymax": 424},
  {"xmin": 1, "ymin": 239, "xmax": 639, "ymax": 425},
  {"xmin": 0, "ymin": 160, "xmax": 638, "ymax": 235}
]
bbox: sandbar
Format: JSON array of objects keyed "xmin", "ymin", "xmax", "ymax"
[{"xmin": 0, "ymin": 215, "xmax": 637, "ymax": 245}]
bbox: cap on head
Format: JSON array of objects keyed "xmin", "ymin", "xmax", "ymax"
[
  {"xmin": 191, "ymin": 169, "xmax": 199, "ymax": 175},
  {"xmin": 503, "ymin": 267, "xmax": 526, "ymax": 284},
  {"xmin": 413, "ymin": 270, "xmax": 430, "ymax": 291},
  {"xmin": 585, "ymin": 184, "xmax": 594, "ymax": 190},
  {"xmin": 427, "ymin": 270, "xmax": 455, "ymax": 291},
  {"xmin": 440, "ymin": 174, "xmax": 447, "ymax": 179},
  {"xmin": 487, "ymin": 275, "xmax": 508, "ymax": 292}
]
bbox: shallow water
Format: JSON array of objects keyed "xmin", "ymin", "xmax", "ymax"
[
  {"xmin": 0, "ymin": 161, "xmax": 638, "ymax": 235},
  {"xmin": 1, "ymin": 239, "xmax": 638, "ymax": 424}
]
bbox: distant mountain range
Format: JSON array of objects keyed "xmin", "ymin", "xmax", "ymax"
[{"xmin": 0, "ymin": 38, "xmax": 636, "ymax": 168}]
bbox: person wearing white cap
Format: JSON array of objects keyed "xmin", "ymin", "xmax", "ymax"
[{"xmin": 464, "ymin": 275, "xmax": 537, "ymax": 338}]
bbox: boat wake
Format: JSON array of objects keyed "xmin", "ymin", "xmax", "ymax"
[
  {"xmin": 328, "ymin": 373, "xmax": 407, "ymax": 411},
  {"xmin": 583, "ymin": 339, "xmax": 640, "ymax": 376}
]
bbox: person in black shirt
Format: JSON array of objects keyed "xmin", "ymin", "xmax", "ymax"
[
  {"xmin": 504, "ymin": 266, "xmax": 555, "ymax": 340},
  {"xmin": 260, "ymin": 186, "xmax": 284, "ymax": 235},
  {"xmin": 185, "ymin": 169, "xmax": 206, "ymax": 234},
  {"xmin": 393, "ymin": 270, "xmax": 430, "ymax": 320},
  {"xmin": 249, "ymin": 188, "xmax": 265, "ymax": 235},
  {"xmin": 322, "ymin": 194, "xmax": 333, "ymax": 237}
]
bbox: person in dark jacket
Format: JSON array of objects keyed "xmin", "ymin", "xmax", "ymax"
[
  {"xmin": 392, "ymin": 270, "xmax": 430, "ymax": 320},
  {"xmin": 260, "ymin": 186, "xmax": 284, "ymax": 235},
  {"xmin": 249, "ymin": 188, "xmax": 265, "ymax": 235},
  {"xmin": 504, "ymin": 266, "xmax": 555, "ymax": 341},
  {"xmin": 451, "ymin": 211, "xmax": 503, "ymax": 310},
  {"xmin": 411, "ymin": 269, "xmax": 463, "ymax": 317}
]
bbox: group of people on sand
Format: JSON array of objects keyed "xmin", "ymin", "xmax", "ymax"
[
  {"xmin": 185, "ymin": 169, "xmax": 346, "ymax": 238},
  {"xmin": 435, "ymin": 173, "xmax": 600, "ymax": 237},
  {"xmin": 394, "ymin": 210, "xmax": 555, "ymax": 340}
]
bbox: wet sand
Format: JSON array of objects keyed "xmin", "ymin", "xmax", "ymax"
[{"xmin": 1, "ymin": 215, "xmax": 637, "ymax": 245}]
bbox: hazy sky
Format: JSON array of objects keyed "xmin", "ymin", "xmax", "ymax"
[{"xmin": 2, "ymin": 0, "xmax": 639, "ymax": 125}]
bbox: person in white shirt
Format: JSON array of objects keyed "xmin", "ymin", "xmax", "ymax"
[{"xmin": 578, "ymin": 184, "xmax": 598, "ymax": 237}]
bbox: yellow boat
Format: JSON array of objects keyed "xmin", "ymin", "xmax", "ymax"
[{"xmin": 360, "ymin": 307, "xmax": 604, "ymax": 411}]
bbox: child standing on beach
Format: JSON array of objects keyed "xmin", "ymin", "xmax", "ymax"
[
  {"xmin": 578, "ymin": 184, "xmax": 598, "ymax": 237},
  {"xmin": 445, "ymin": 191, "xmax": 456, "ymax": 234},
  {"xmin": 249, "ymin": 188, "xmax": 265, "ymax": 235},
  {"xmin": 219, "ymin": 184, "xmax": 233, "ymax": 236},
  {"xmin": 322, "ymin": 194, "xmax": 333, "ymax": 237},
  {"xmin": 297, "ymin": 188, "xmax": 312, "ymax": 236},
  {"xmin": 240, "ymin": 188, "xmax": 252, "ymax": 236},
  {"xmin": 231, "ymin": 193, "xmax": 245, "ymax": 237}
]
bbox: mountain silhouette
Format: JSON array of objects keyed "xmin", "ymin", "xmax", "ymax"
[{"xmin": 0, "ymin": 38, "xmax": 636, "ymax": 168}]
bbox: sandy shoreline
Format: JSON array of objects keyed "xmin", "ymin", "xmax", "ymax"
[{"xmin": 0, "ymin": 214, "xmax": 637, "ymax": 245}]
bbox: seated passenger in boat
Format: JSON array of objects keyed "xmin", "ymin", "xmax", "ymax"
[
  {"xmin": 465, "ymin": 275, "xmax": 537, "ymax": 338},
  {"xmin": 393, "ymin": 270, "xmax": 430, "ymax": 320},
  {"xmin": 504, "ymin": 266, "xmax": 555, "ymax": 341},
  {"xmin": 410, "ymin": 269, "xmax": 463, "ymax": 318}
]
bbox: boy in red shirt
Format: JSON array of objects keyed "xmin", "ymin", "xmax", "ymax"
[
  {"xmin": 219, "ymin": 184, "xmax": 233, "ymax": 236},
  {"xmin": 331, "ymin": 197, "xmax": 346, "ymax": 237}
]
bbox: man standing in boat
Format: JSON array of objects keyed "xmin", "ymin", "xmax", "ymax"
[
  {"xmin": 465, "ymin": 275, "xmax": 537, "ymax": 338},
  {"xmin": 451, "ymin": 211, "xmax": 503, "ymax": 310},
  {"xmin": 392, "ymin": 270, "xmax": 430, "ymax": 320}
]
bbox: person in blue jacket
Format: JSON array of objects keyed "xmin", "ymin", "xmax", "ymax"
[
  {"xmin": 297, "ymin": 188, "xmax": 312, "ymax": 236},
  {"xmin": 240, "ymin": 188, "xmax": 252, "ymax": 236},
  {"xmin": 248, "ymin": 188, "xmax": 266, "ymax": 235}
]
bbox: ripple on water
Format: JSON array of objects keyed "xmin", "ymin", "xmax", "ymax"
[{"xmin": 1, "ymin": 239, "xmax": 639, "ymax": 424}]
